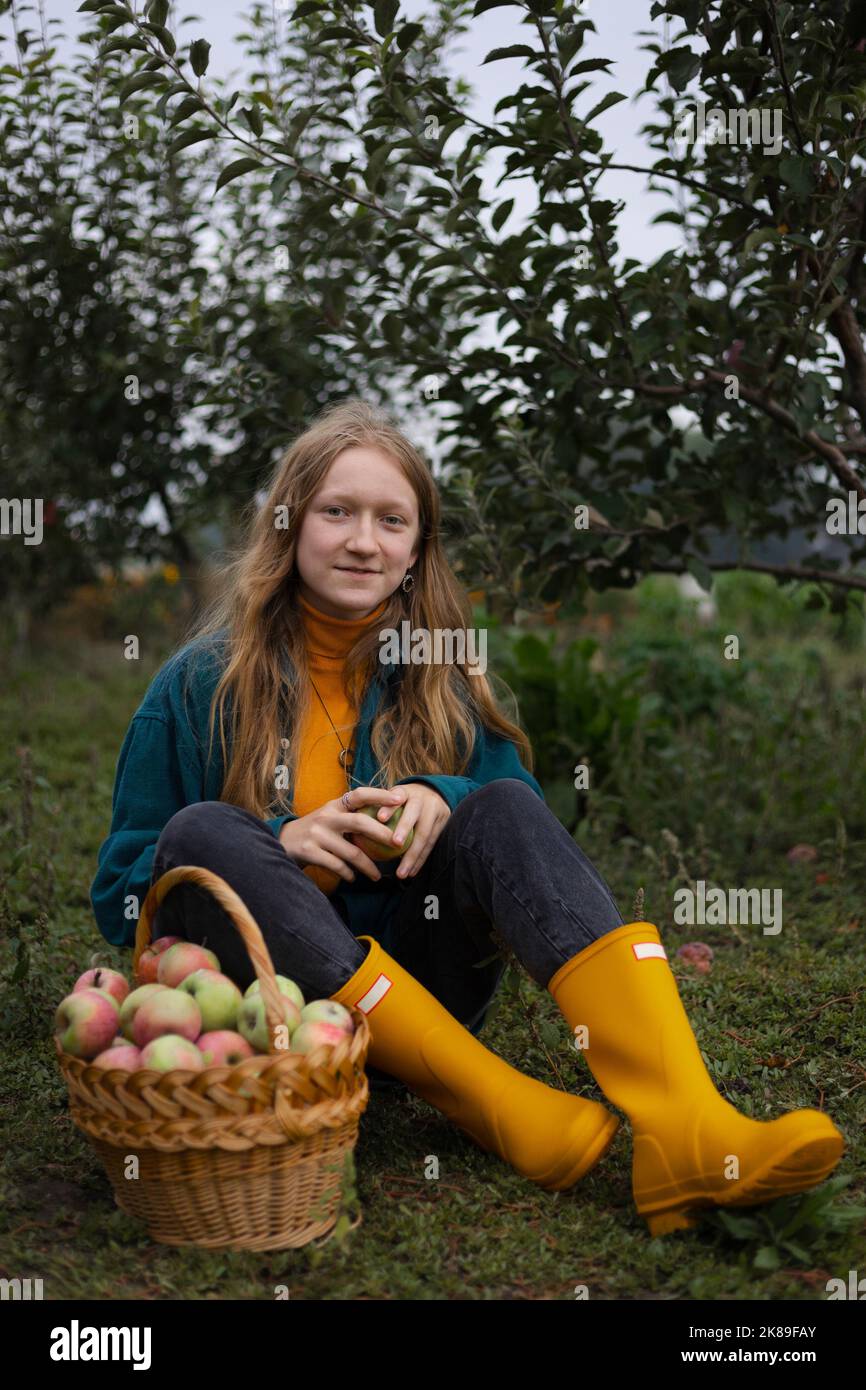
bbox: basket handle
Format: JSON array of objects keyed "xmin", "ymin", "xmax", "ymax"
[{"xmin": 135, "ymin": 865, "xmax": 292, "ymax": 1057}]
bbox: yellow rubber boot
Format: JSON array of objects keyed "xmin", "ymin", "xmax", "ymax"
[
  {"xmin": 331, "ymin": 935, "xmax": 620, "ymax": 1191},
  {"xmin": 547, "ymin": 921, "xmax": 845, "ymax": 1234}
]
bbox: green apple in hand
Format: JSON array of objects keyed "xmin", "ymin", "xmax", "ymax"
[{"xmin": 349, "ymin": 803, "xmax": 414, "ymax": 861}]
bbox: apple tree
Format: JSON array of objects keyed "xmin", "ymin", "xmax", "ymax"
[{"xmin": 73, "ymin": 0, "xmax": 866, "ymax": 622}]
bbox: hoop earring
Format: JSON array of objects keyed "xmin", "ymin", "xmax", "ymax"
[{"xmin": 401, "ymin": 571, "xmax": 415, "ymax": 594}]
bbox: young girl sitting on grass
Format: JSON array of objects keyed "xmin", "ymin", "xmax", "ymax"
[{"xmin": 91, "ymin": 397, "xmax": 844, "ymax": 1235}]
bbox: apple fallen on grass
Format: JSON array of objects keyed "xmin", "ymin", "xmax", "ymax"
[
  {"xmin": 132, "ymin": 989, "xmax": 202, "ymax": 1047},
  {"xmin": 135, "ymin": 935, "xmax": 184, "ymax": 985},
  {"xmin": 676, "ymin": 942, "xmax": 714, "ymax": 975},
  {"xmin": 139, "ymin": 1035, "xmax": 204, "ymax": 1072},
  {"xmin": 91, "ymin": 1043, "xmax": 142, "ymax": 1071},
  {"xmin": 197, "ymin": 1030, "xmax": 255, "ymax": 1067},
  {"xmin": 178, "ymin": 969, "xmax": 242, "ymax": 1032},
  {"xmin": 348, "ymin": 803, "xmax": 414, "ymax": 862},
  {"xmin": 244, "ymin": 975, "xmax": 305, "ymax": 1011},
  {"xmin": 55, "ymin": 988, "xmax": 121, "ymax": 1060},
  {"xmin": 157, "ymin": 941, "xmax": 220, "ymax": 989},
  {"xmin": 119, "ymin": 983, "xmax": 168, "ymax": 1041},
  {"xmin": 73, "ymin": 967, "xmax": 130, "ymax": 1006},
  {"xmin": 237, "ymin": 994, "xmax": 301, "ymax": 1053}
]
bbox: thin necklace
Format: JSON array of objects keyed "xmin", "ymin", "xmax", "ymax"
[{"xmin": 308, "ymin": 677, "xmax": 357, "ymax": 791}]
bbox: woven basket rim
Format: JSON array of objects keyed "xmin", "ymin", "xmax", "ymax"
[{"xmin": 53, "ymin": 1010, "xmax": 370, "ymax": 1089}]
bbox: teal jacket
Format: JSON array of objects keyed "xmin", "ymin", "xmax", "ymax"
[{"xmin": 90, "ymin": 630, "xmax": 545, "ymax": 953}]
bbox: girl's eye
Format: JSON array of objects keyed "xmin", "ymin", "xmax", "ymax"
[{"xmin": 324, "ymin": 506, "xmax": 404, "ymax": 526}]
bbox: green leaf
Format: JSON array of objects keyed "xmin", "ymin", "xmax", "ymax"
[
  {"xmin": 397, "ymin": 23, "xmax": 423, "ymax": 51},
  {"xmin": 753, "ymin": 1245, "xmax": 781, "ymax": 1270},
  {"xmin": 80, "ymin": 3, "xmax": 131, "ymax": 15},
  {"xmin": 118, "ymin": 71, "xmax": 167, "ymax": 104},
  {"xmin": 8, "ymin": 843, "xmax": 33, "ymax": 877},
  {"xmin": 715, "ymin": 1210, "xmax": 761, "ymax": 1239},
  {"xmin": 168, "ymin": 94, "xmax": 204, "ymax": 126},
  {"xmin": 373, "ymin": 0, "xmax": 399, "ymax": 38},
  {"xmin": 241, "ymin": 104, "xmax": 263, "ymax": 136},
  {"xmin": 815, "ymin": 292, "xmax": 847, "ymax": 326},
  {"xmin": 167, "ymin": 128, "xmax": 214, "ymax": 155},
  {"xmin": 685, "ymin": 555, "xmax": 713, "ymax": 592},
  {"xmin": 568, "ymin": 59, "xmax": 614, "ymax": 77},
  {"xmin": 146, "ymin": 0, "xmax": 169, "ymax": 22},
  {"xmin": 214, "ymin": 157, "xmax": 263, "ymax": 191},
  {"xmin": 381, "ymin": 312, "xmax": 403, "ymax": 349},
  {"xmin": 482, "ymin": 45, "xmax": 537, "ymax": 64},
  {"xmin": 286, "ymin": 104, "xmax": 320, "ymax": 148},
  {"xmin": 155, "ymin": 80, "xmax": 191, "ymax": 118},
  {"xmin": 190, "ymin": 38, "xmax": 210, "ymax": 77},
  {"xmin": 142, "ymin": 22, "xmax": 176, "ymax": 56},
  {"xmin": 364, "ymin": 143, "xmax": 391, "ymax": 191},
  {"xmin": 743, "ymin": 226, "xmax": 780, "ymax": 256},
  {"xmin": 663, "ymin": 46, "xmax": 701, "ymax": 92},
  {"xmin": 481, "ymin": 996, "xmax": 503, "ymax": 1027},
  {"xmin": 556, "ymin": 23, "xmax": 591, "ymax": 69},
  {"xmin": 99, "ymin": 35, "xmax": 149, "ymax": 56},
  {"xmin": 422, "ymin": 249, "xmax": 465, "ymax": 271},
  {"xmin": 491, "ymin": 198, "xmax": 514, "ymax": 231},
  {"xmin": 583, "ymin": 91, "xmax": 627, "ymax": 123},
  {"xmin": 315, "ymin": 25, "xmax": 357, "ymax": 41},
  {"xmin": 779, "ymin": 155, "xmax": 814, "ymax": 197}
]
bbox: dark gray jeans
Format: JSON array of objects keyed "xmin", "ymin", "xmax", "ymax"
[{"xmin": 148, "ymin": 779, "xmax": 624, "ymax": 1086}]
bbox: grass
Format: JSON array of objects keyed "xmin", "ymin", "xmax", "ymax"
[{"xmin": 0, "ymin": 581, "xmax": 864, "ymax": 1300}]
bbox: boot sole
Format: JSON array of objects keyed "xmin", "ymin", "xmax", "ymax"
[{"xmin": 640, "ymin": 1129, "xmax": 845, "ymax": 1235}]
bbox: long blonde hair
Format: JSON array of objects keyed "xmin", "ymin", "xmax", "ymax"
[{"xmin": 175, "ymin": 397, "xmax": 535, "ymax": 819}]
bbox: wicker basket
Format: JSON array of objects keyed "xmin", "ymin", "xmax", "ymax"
[{"xmin": 54, "ymin": 865, "xmax": 372, "ymax": 1251}]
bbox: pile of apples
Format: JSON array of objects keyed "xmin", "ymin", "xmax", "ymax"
[{"xmin": 53, "ymin": 936, "xmax": 356, "ymax": 1073}]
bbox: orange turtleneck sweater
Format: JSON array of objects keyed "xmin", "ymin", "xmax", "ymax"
[{"xmin": 293, "ymin": 592, "xmax": 388, "ymax": 897}]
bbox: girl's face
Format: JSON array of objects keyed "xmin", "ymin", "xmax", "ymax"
[{"xmin": 294, "ymin": 447, "xmax": 421, "ymax": 619}]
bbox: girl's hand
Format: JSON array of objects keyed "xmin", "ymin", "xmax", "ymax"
[
  {"xmin": 371, "ymin": 782, "xmax": 451, "ymax": 880},
  {"xmin": 278, "ymin": 786, "xmax": 408, "ymax": 883}
]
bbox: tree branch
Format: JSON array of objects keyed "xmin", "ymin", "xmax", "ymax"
[
  {"xmin": 636, "ymin": 370, "xmax": 866, "ymax": 501},
  {"xmin": 653, "ymin": 558, "xmax": 866, "ymax": 593}
]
